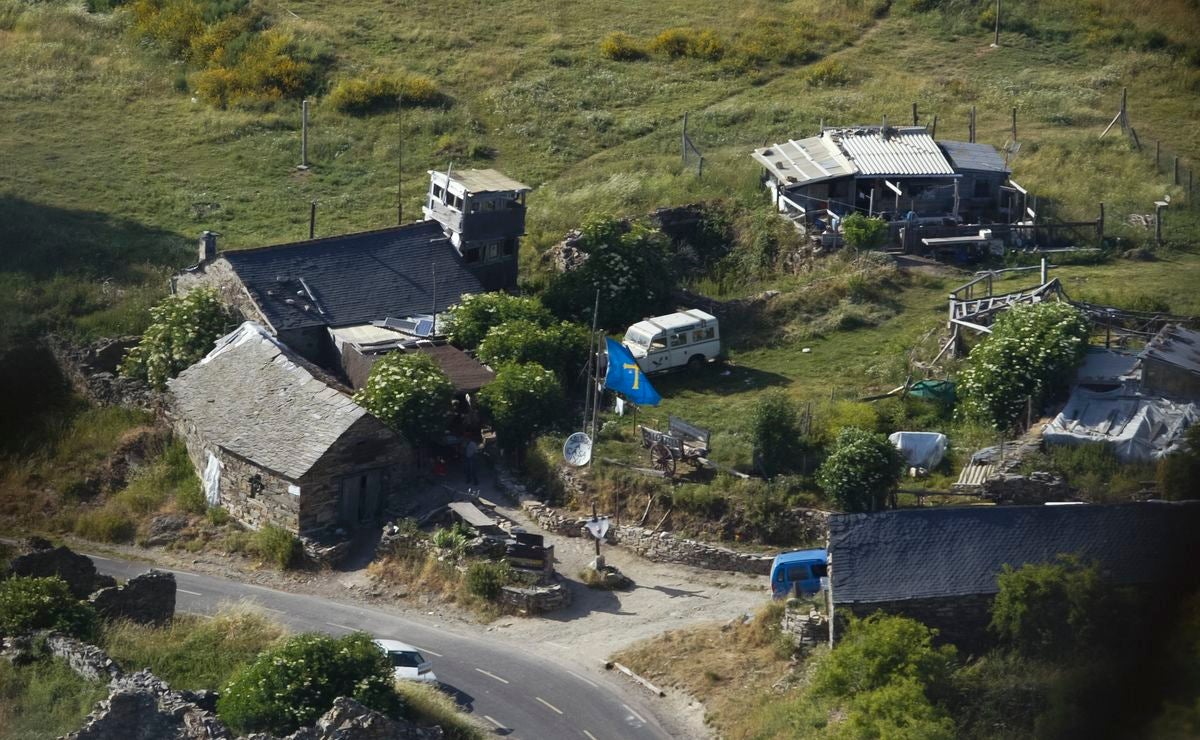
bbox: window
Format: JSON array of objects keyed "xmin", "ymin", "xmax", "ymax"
[
  {"xmin": 486, "ymin": 242, "xmax": 499, "ymax": 260},
  {"xmin": 786, "ymin": 565, "xmax": 810, "ymax": 581},
  {"xmin": 671, "ymin": 332, "xmax": 688, "ymax": 348},
  {"xmin": 502, "ymin": 238, "xmax": 516, "ymax": 256},
  {"xmin": 484, "ymin": 198, "xmax": 497, "ymax": 211},
  {"xmin": 432, "ymin": 185, "xmax": 444, "ymax": 200},
  {"xmin": 464, "ymin": 247, "xmax": 480, "ymax": 263},
  {"xmin": 811, "ymin": 563, "xmax": 828, "ymax": 579},
  {"xmin": 692, "ymin": 327, "xmax": 714, "ymax": 342},
  {"xmin": 648, "ymin": 335, "xmax": 667, "ymax": 351},
  {"xmin": 388, "ymin": 651, "xmax": 425, "ymax": 668}
]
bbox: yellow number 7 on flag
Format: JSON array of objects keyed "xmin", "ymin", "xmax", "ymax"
[{"xmin": 623, "ymin": 362, "xmax": 641, "ymax": 390}]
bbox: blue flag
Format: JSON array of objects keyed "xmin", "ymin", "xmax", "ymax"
[{"xmin": 604, "ymin": 337, "xmax": 661, "ymax": 407}]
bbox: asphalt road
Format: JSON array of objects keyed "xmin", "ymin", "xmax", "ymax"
[{"xmin": 87, "ymin": 554, "xmax": 674, "ymax": 740}]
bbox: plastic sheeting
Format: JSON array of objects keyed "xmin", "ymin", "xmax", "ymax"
[
  {"xmin": 1043, "ymin": 388, "xmax": 1199, "ymax": 462},
  {"xmin": 889, "ymin": 431, "xmax": 948, "ymax": 469},
  {"xmin": 203, "ymin": 451, "xmax": 222, "ymax": 507}
]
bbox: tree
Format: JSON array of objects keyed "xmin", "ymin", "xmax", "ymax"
[
  {"xmin": 958, "ymin": 301, "xmax": 1090, "ymax": 431},
  {"xmin": 542, "ymin": 215, "xmax": 676, "ymax": 330},
  {"xmin": 989, "ymin": 555, "xmax": 1112, "ymax": 658},
  {"xmin": 477, "ymin": 319, "xmax": 590, "ymax": 384},
  {"xmin": 478, "ymin": 362, "xmax": 564, "ymax": 455},
  {"xmin": 120, "ymin": 286, "xmax": 234, "ymax": 389},
  {"xmin": 1157, "ymin": 424, "xmax": 1200, "ymax": 500},
  {"xmin": 817, "ymin": 427, "xmax": 903, "ymax": 512},
  {"xmin": 353, "ymin": 352, "xmax": 453, "ymax": 445},
  {"xmin": 0, "ymin": 576, "xmax": 96, "ymax": 639},
  {"xmin": 841, "ymin": 213, "xmax": 889, "ymax": 250},
  {"xmin": 836, "ymin": 678, "xmax": 957, "ymax": 740},
  {"xmin": 813, "ymin": 613, "xmax": 957, "ymax": 700},
  {"xmin": 750, "ymin": 391, "xmax": 806, "ymax": 477},
  {"xmin": 442, "ymin": 292, "xmax": 552, "ymax": 350},
  {"xmin": 217, "ymin": 632, "xmax": 399, "ymax": 734}
]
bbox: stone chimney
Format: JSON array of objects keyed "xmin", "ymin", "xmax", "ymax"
[{"xmin": 198, "ymin": 231, "xmax": 218, "ymax": 262}]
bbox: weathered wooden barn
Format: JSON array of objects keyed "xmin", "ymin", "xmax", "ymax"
[
  {"xmin": 751, "ymin": 125, "xmax": 1011, "ymax": 246},
  {"xmin": 167, "ymin": 322, "xmax": 412, "ymax": 535}
]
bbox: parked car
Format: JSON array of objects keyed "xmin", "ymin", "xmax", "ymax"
[
  {"xmin": 770, "ymin": 549, "xmax": 828, "ymax": 599},
  {"xmin": 373, "ymin": 639, "xmax": 438, "ymax": 683},
  {"xmin": 622, "ymin": 309, "xmax": 721, "ymax": 374}
]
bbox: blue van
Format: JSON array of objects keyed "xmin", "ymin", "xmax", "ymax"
[{"xmin": 770, "ymin": 549, "xmax": 828, "ymax": 599}]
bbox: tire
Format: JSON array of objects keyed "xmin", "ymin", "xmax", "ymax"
[{"xmin": 687, "ymin": 354, "xmax": 706, "ymax": 370}]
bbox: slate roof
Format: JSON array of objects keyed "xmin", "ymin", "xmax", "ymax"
[
  {"xmin": 1141, "ymin": 324, "xmax": 1200, "ymax": 376},
  {"xmin": 221, "ymin": 220, "xmax": 484, "ymax": 332},
  {"xmin": 168, "ymin": 322, "xmax": 376, "ymax": 480},
  {"xmin": 938, "ymin": 140, "xmax": 1010, "ymax": 174},
  {"xmin": 829, "ymin": 502, "xmax": 1200, "ymax": 604}
]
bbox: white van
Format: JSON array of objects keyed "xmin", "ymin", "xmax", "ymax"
[{"xmin": 622, "ymin": 309, "xmax": 721, "ymax": 373}]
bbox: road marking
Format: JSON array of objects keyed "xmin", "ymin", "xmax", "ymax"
[
  {"xmin": 177, "ymin": 588, "xmax": 202, "ymax": 596},
  {"xmin": 87, "ymin": 555, "xmax": 112, "ymax": 562},
  {"xmin": 413, "ymin": 645, "xmax": 443, "ymax": 657},
  {"xmin": 622, "ymin": 703, "xmax": 646, "ymax": 724},
  {"xmin": 535, "ymin": 697, "xmax": 564, "ymax": 715},
  {"xmin": 567, "ymin": 670, "xmax": 598, "ymax": 688},
  {"xmin": 474, "ymin": 668, "xmax": 509, "ymax": 684},
  {"xmin": 583, "ymin": 731, "xmax": 599, "ymax": 740},
  {"xmin": 483, "ymin": 715, "xmax": 507, "ymax": 730},
  {"xmin": 325, "ymin": 621, "xmax": 355, "ymax": 631},
  {"xmin": 259, "ymin": 606, "xmax": 286, "ymax": 614}
]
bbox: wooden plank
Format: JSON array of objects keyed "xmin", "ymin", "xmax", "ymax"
[{"xmin": 448, "ymin": 501, "xmax": 495, "ymax": 529}]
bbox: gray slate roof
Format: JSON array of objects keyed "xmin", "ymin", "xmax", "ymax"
[
  {"xmin": 830, "ymin": 502, "xmax": 1200, "ymax": 604},
  {"xmin": 937, "ymin": 140, "xmax": 1010, "ymax": 174},
  {"xmin": 169, "ymin": 323, "xmax": 372, "ymax": 480},
  {"xmin": 222, "ymin": 220, "xmax": 484, "ymax": 332},
  {"xmin": 1141, "ymin": 324, "xmax": 1200, "ymax": 375}
]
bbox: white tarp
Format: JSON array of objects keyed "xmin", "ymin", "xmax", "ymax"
[
  {"xmin": 203, "ymin": 451, "xmax": 222, "ymax": 506},
  {"xmin": 888, "ymin": 431, "xmax": 948, "ymax": 469},
  {"xmin": 1043, "ymin": 388, "xmax": 1199, "ymax": 461}
]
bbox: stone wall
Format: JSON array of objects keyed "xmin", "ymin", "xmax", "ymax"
[
  {"xmin": 173, "ymin": 258, "xmax": 266, "ymax": 326},
  {"xmin": 780, "ymin": 607, "xmax": 830, "ymax": 647},
  {"xmin": 46, "ymin": 635, "xmax": 125, "ymax": 683},
  {"xmin": 980, "ymin": 471, "xmax": 1069, "ymax": 504},
  {"xmin": 497, "ymin": 582, "xmax": 571, "ymax": 615},
  {"xmin": 43, "ymin": 334, "xmax": 162, "ymax": 411},
  {"xmin": 90, "ymin": 570, "xmax": 176, "ymax": 625},
  {"xmin": 837, "ymin": 594, "xmax": 995, "ymax": 650}
]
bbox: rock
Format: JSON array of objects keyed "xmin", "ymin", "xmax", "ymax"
[
  {"xmin": 8, "ymin": 543, "xmax": 106, "ymax": 599},
  {"xmin": 90, "ymin": 570, "xmax": 176, "ymax": 625},
  {"xmin": 64, "ymin": 669, "xmax": 232, "ymax": 740},
  {"xmin": 286, "ymin": 697, "xmax": 444, "ymax": 740},
  {"xmin": 144, "ymin": 515, "xmax": 190, "ymax": 547}
]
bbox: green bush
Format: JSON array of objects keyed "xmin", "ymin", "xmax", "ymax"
[
  {"xmin": 218, "ymin": 632, "xmax": 399, "ymax": 734},
  {"xmin": 120, "ymin": 287, "xmax": 234, "ymax": 389},
  {"xmin": 478, "ymin": 362, "xmax": 565, "ymax": 455},
  {"xmin": 750, "ymin": 391, "xmax": 807, "ymax": 477},
  {"xmin": 989, "ymin": 555, "xmax": 1114, "ymax": 658},
  {"xmin": 817, "ymin": 427, "xmax": 903, "ymax": 512},
  {"xmin": 804, "ymin": 58, "xmax": 856, "ymax": 87},
  {"xmin": 841, "ymin": 213, "xmax": 889, "ymax": 249},
  {"xmin": 476, "ymin": 319, "xmax": 590, "ymax": 384},
  {"xmin": 354, "ymin": 352, "xmax": 454, "ymax": 445},
  {"xmin": 252, "ymin": 525, "xmax": 301, "ymax": 569},
  {"xmin": 649, "ymin": 27, "xmax": 725, "ymax": 60},
  {"xmin": 431, "ymin": 527, "xmax": 468, "ymax": 555},
  {"xmin": 74, "ymin": 505, "xmax": 137, "ymax": 543},
  {"xmin": 599, "ymin": 32, "xmax": 645, "ymax": 61},
  {"xmin": 393, "ymin": 680, "xmax": 486, "ymax": 740},
  {"xmin": 442, "ymin": 292, "xmax": 552, "ymax": 350},
  {"xmin": 813, "ymin": 613, "xmax": 957, "ymax": 701},
  {"xmin": 464, "ymin": 561, "xmax": 512, "ymax": 601},
  {"xmin": 328, "ymin": 73, "xmax": 441, "ymax": 114},
  {"xmin": 0, "ymin": 576, "xmax": 97, "ymax": 639}
]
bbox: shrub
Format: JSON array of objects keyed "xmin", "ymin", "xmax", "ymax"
[
  {"xmin": 817, "ymin": 427, "xmax": 903, "ymax": 512},
  {"xmin": 648, "ymin": 27, "xmax": 726, "ymax": 61},
  {"xmin": 0, "ymin": 657, "xmax": 109, "ymax": 738},
  {"xmin": 431, "ymin": 527, "xmax": 468, "ymax": 555},
  {"xmin": 958, "ymin": 302, "xmax": 1089, "ymax": 431},
  {"xmin": 442, "ymin": 292, "xmax": 552, "ymax": 350},
  {"xmin": 599, "ymin": 32, "xmax": 645, "ymax": 61},
  {"xmin": 120, "ymin": 287, "xmax": 234, "ymax": 389},
  {"xmin": 252, "ymin": 525, "xmax": 301, "ymax": 569},
  {"xmin": 838, "ymin": 677, "xmax": 956, "ymax": 740},
  {"xmin": 989, "ymin": 555, "xmax": 1114, "ymax": 658},
  {"xmin": 478, "ymin": 362, "xmax": 565, "ymax": 455},
  {"xmin": 131, "ymin": 0, "xmax": 207, "ymax": 59},
  {"xmin": 804, "ymin": 58, "xmax": 855, "ymax": 87},
  {"xmin": 0, "ymin": 576, "xmax": 97, "ymax": 639},
  {"xmin": 476, "ymin": 319, "xmax": 590, "ymax": 384},
  {"xmin": 354, "ymin": 352, "xmax": 454, "ymax": 445},
  {"xmin": 218, "ymin": 632, "xmax": 399, "ymax": 734},
  {"xmin": 1157, "ymin": 425, "xmax": 1200, "ymax": 500},
  {"xmin": 192, "ymin": 29, "xmax": 317, "ymax": 107},
  {"xmin": 749, "ymin": 391, "xmax": 806, "ymax": 477},
  {"xmin": 328, "ymin": 73, "xmax": 441, "ymax": 114},
  {"xmin": 812, "ymin": 613, "xmax": 957, "ymax": 701},
  {"xmin": 74, "ymin": 505, "xmax": 137, "ymax": 543},
  {"xmin": 841, "ymin": 213, "xmax": 889, "ymax": 249},
  {"xmin": 464, "ymin": 561, "xmax": 511, "ymax": 601}
]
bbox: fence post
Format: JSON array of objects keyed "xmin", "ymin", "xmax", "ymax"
[
  {"xmin": 300, "ymin": 99, "xmax": 309, "ymax": 169},
  {"xmin": 1098, "ymin": 202, "xmax": 1105, "ymax": 243},
  {"xmin": 1174, "ymin": 157, "xmax": 1180, "ymax": 186},
  {"xmin": 1155, "ymin": 140, "xmax": 1160, "ymax": 170},
  {"xmin": 912, "ymin": 102, "xmax": 918, "ymax": 126}
]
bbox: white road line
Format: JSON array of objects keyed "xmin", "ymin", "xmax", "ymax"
[
  {"xmin": 623, "ymin": 703, "xmax": 646, "ymax": 724},
  {"xmin": 535, "ymin": 697, "xmax": 564, "ymax": 715},
  {"xmin": 413, "ymin": 645, "xmax": 443, "ymax": 657},
  {"xmin": 324, "ymin": 621, "xmax": 355, "ymax": 631},
  {"xmin": 483, "ymin": 715, "xmax": 507, "ymax": 729},
  {"xmin": 259, "ymin": 606, "xmax": 286, "ymax": 614},
  {"xmin": 567, "ymin": 670, "xmax": 598, "ymax": 688},
  {"xmin": 583, "ymin": 731, "xmax": 599, "ymax": 740},
  {"xmin": 87, "ymin": 554, "xmax": 112, "ymax": 562},
  {"xmin": 474, "ymin": 668, "xmax": 509, "ymax": 684},
  {"xmin": 177, "ymin": 588, "xmax": 202, "ymax": 596}
]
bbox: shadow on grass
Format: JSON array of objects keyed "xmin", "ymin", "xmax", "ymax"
[{"xmin": 652, "ymin": 363, "xmax": 790, "ymax": 397}]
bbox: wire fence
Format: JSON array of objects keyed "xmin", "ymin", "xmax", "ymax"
[{"xmin": 1145, "ymin": 137, "xmax": 1197, "ymax": 210}]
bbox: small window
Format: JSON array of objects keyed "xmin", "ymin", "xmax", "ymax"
[
  {"xmin": 786, "ymin": 565, "xmax": 810, "ymax": 582},
  {"xmin": 432, "ymin": 185, "xmax": 444, "ymax": 200},
  {"xmin": 486, "ymin": 242, "xmax": 499, "ymax": 260},
  {"xmin": 388, "ymin": 651, "xmax": 425, "ymax": 668},
  {"xmin": 692, "ymin": 327, "xmax": 714, "ymax": 343},
  {"xmin": 671, "ymin": 332, "xmax": 688, "ymax": 348},
  {"xmin": 649, "ymin": 335, "xmax": 667, "ymax": 351},
  {"xmin": 464, "ymin": 247, "xmax": 480, "ymax": 263}
]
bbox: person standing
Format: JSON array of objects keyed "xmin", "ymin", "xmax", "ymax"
[{"xmin": 464, "ymin": 436, "xmax": 479, "ymax": 486}]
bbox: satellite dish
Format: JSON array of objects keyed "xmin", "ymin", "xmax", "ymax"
[{"xmin": 563, "ymin": 432, "xmax": 593, "ymax": 467}]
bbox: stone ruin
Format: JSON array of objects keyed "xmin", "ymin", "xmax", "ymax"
[
  {"xmin": 90, "ymin": 569, "xmax": 176, "ymax": 626},
  {"xmin": 7, "ymin": 537, "xmax": 116, "ymax": 598}
]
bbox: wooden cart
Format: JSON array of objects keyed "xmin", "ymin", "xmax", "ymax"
[{"xmin": 638, "ymin": 416, "xmax": 711, "ymax": 477}]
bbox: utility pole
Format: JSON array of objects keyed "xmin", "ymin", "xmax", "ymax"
[
  {"xmin": 300, "ymin": 99, "xmax": 309, "ymax": 170},
  {"xmin": 993, "ymin": 0, "xmax": 1001, "ymax": 47},
  {"xmin": 588, "ymin": 289, "xmax": 601, "ymax": 466}
]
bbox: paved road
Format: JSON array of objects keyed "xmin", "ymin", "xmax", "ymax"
[{"xmin": 88, "ymin": 554, "xmax": 673, "ymax": 740}]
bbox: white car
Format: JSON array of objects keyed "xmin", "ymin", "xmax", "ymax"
[
  {"xmin": 373, "ymin": 639, "xmax": 438, "ymax": 684},
  {"xmin": 622, "ymin": 309, "xmax": 721, "ymax": 374}
]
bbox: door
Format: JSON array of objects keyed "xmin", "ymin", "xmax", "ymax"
[{"xmin": 339, "ymin": 470, "xmax": 383, "ymax": 527}]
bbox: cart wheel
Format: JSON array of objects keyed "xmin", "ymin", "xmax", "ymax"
[{"xmin": 650, "ymin": 442, "xmax": 677, "ymax": 477}]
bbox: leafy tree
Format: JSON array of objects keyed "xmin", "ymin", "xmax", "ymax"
[
  {"xmin": 477, "ymin": 319, "xmax": 590, "ymax": 384},
  {"xmin": 217, "ymin": 632, "xmax": 399, "ymax": 734},
  {"xmin": 478, "ymin": 362, "xmax": 564, "ymax": 455},
  {"xmin": 442, "ymin": 292, "xmax": 552, "ymax": 350},
  {"xmin": 989, "ymin": 555, "xmax": 1112, "ymax": 658},
  {"xmin": 1157, "ymin": 424, "xmax": 1200, "ymax": 500},
  {"xmin": 542, "ymin": 215, "xmax": 676, "ymax": 330},
  {"xmin": 750, "ymin": 391, "xmax": 807, "ymax": 477},
  {"xmin": 836, "ymin": 677, "xmax": 956, "ymax": 740},
  {"xmin": 0, "ymin": 576, "xmax": 97, "ymax": 639},
  {"xmin": 813, "ymin": 613, "xmax": 957, "ymax": 701},
  {"xmin": 841, "ymin": 213, "xmax": 889, "ymax": 249},
  {"xmin": 464, "ymin": 561, "xmax": 513, "ymax": 601},
  {"xmin": 353, "ymin": 352, "xmax": 453, "ymax": 445},
  {"xmin": 958, "ymin": 301, "xmax": 1090, "ymax": 431},
  {"xmin": 120, "ymin": 286, "xmax": 234, "ymax": 389},
  {"xmin": 817, "ymin": 427, "xmax": 903, "ymax": 512}
]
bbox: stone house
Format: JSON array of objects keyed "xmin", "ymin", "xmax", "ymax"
[
  {"xmin": 829, "ymin": 502, "xmax": 1200, "ymax": 648},
  {"xmin": 167, "ymin": 322, "xmax": 411, "ymax": 535}
]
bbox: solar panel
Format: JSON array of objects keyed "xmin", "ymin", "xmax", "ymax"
[
  {"xmin": 414, "ymin": 319, "xmax": 434, "ymax": 337},
  {"xmin": 377, "ymin": 316, "xmax": 435, "ymax": 337}
]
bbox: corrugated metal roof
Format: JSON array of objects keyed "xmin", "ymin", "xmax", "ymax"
[
  {"xmin": 751, "ymin": 135, "xmax": 852, "ymax": 187},
  {"xmin": 938, "ymin": 140, "xmax": 1010, "ymax": 173},
  {"xmin": 1141, "ymin": 324, "xmax": 1200, "ymax": 375},
  {"xmin": 831, "ymin": 127, "xmax": 955, "ymax": 177},
  {"xmin": 432, "ymin": 168, "xmax": 531, "ymax": 194}
]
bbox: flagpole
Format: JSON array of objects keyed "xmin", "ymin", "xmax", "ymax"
[{"xmin": 588, "ymin": 289, "xmax": 600, "ymax": 467}]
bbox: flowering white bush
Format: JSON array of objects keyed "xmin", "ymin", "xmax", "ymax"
[
  {"xmin": 478, "ymin": 362, "xmax": 564, "ymax": 452},
  {"xmin": 354, "ymin": 352, "xmax": 453, "ymax": 444},
  {"xmin": 958, "ymin": 302, "xmax": 1090, "ymax": 431},
  {"xmin": 119, "ymin": 287, "xmax": 233, "ymax": 389}
]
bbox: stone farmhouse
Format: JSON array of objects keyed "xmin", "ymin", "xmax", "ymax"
[
  {"xmin": 168, "ymin": 322, "xmax": 411, "ymax": 534},
  {"xmin": 828, "ymin": 502, "xmax": 1200, "ymax": 648}
]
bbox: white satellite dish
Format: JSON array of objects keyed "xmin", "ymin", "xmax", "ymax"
[{"xmin": 563, "ymin": 432, "xmax": 593, "ymax": 467}]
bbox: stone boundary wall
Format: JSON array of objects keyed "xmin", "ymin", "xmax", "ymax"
[
  {"xmin": 43, "ymin": 334, "xmax": 162, "ymax": 412},
  {"xmin": 498, "ymin": 582, "xmax": 571, "ymax": 615},
  {"xmin": 46, "ymin": 635, "xmax": 125, "ymax": 683},
  {"xmin": 780, "ymin": 608, "xmax": 830, "ymax": 647}
]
